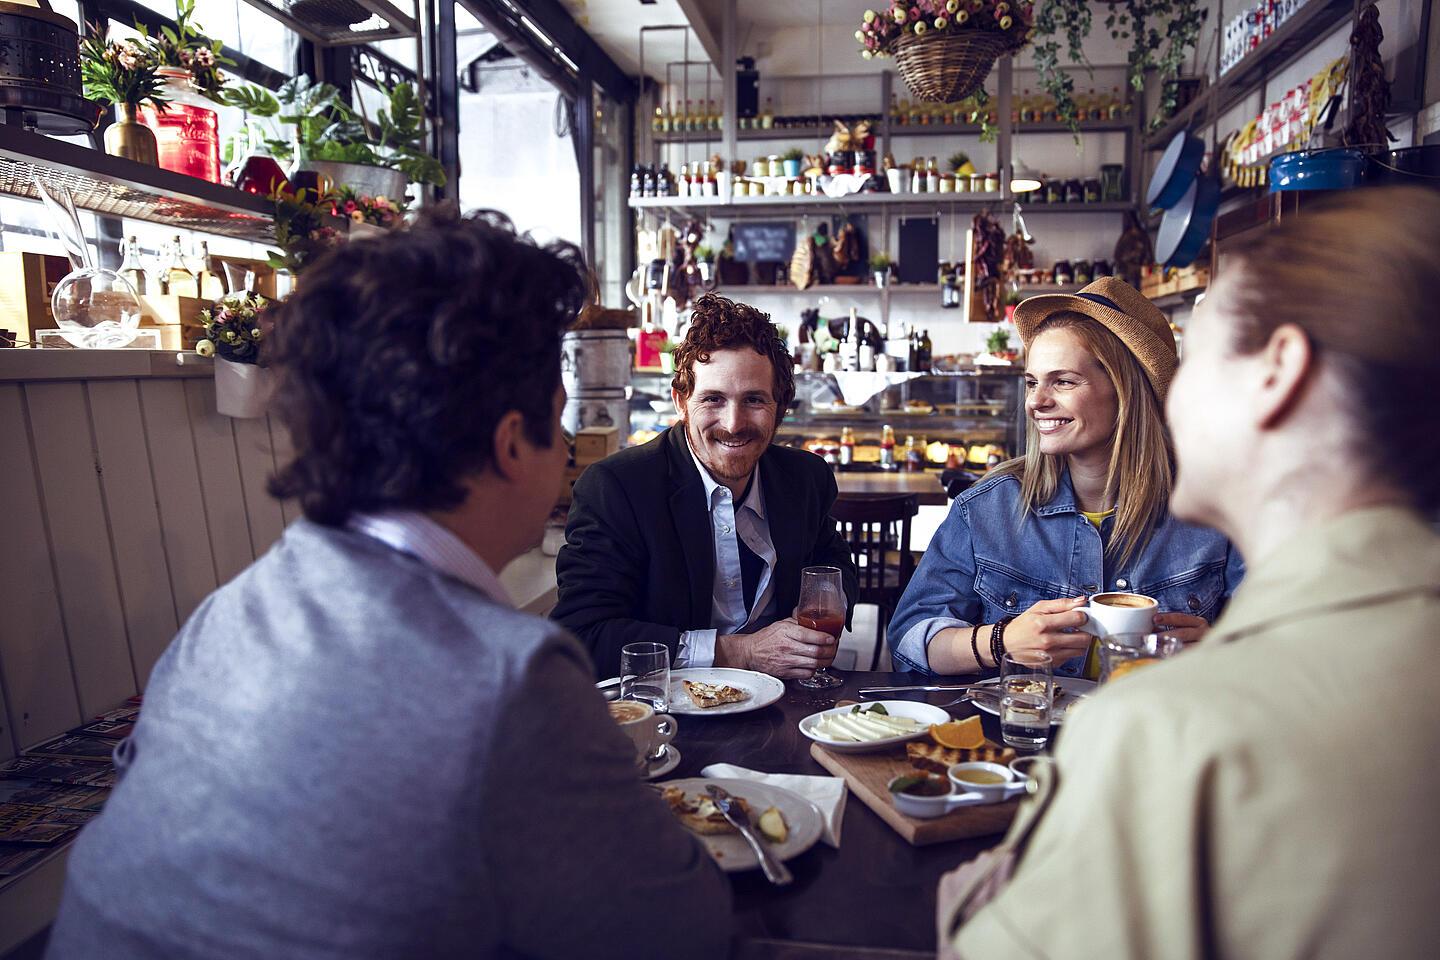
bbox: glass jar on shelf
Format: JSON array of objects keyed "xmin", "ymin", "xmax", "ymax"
[{"xmin": 138, "ymin": 67, "xmax": 221, "ymax": 183}]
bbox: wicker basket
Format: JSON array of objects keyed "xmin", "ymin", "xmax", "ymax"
[{"xmin": 893, "ymin": 30, "xmax": 1011, "ymax": 103}]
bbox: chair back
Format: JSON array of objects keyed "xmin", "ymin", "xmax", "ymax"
[{"xmin": 829, "ymin": 493, "xmax": 920, "ymax": 606}]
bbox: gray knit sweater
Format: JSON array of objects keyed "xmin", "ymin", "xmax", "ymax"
[{"xmin": 46, "ymin": 520, "xmax": 730, "ymax": 959}]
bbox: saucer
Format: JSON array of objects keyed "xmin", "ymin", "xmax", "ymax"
[{"xmin": 644, "ymin": 743, "xmax": 681, "ymax": 780}]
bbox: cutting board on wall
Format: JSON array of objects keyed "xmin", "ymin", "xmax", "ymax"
[{"xmin": 810, "ymin": 743, "xmax": 1020, "ymax": 846}]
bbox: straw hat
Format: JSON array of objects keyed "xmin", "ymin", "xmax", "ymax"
[{"xmin": 1013, "ymin": 276, "xmax": 1177, "ymax": 398}]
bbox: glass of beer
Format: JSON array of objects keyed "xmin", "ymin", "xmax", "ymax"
[{"xmin": 795, "ymin": 565, "xmax": 845, "ymax": 689}]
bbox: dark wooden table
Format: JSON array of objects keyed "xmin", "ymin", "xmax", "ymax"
[{"xmin": 664, "ymin": 670, "xmax": 1007, "ymax": 957}]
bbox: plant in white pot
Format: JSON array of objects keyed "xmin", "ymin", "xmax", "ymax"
[
  {"xmin": 870, "ymin": 251, "xmax": 893, "ymax": 288},
  {"xmin": 196, "ymin": 293, "xmax": 270, "ymax": 418}
]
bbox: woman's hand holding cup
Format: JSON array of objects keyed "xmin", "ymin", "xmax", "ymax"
[
  {"xmin": 1000, "ymin": 597, "xmax": 1093, "ymax": 665},
  {"xmin": 1151, "ymin": 611, "xmax": 1209, "ymax": 644}
]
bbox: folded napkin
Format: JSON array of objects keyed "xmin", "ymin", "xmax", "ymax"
[{"xmin": 700, "ymin": 763, "xmax": 847, "ymax": 848}]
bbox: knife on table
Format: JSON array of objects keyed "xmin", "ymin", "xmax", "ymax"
[
  {"xmin": 858, "ymin": 684, "xmax": 996, "ymax": 697},
  {"xmin": 705, "ymin": 785, "xmax": 792, "ymax": 886}
]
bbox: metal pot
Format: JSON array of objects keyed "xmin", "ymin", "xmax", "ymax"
[
  {"xmin": 1157, "ymin": 172, "xmax": 1220, "ymax": 268},
  {"xmin": 307, "ymin": 160, "xmax": 408, "ymax": 201},
  {"xmin": 1147, "ymin": 130, "xmax": 1204, "ymax": 209},
  {"xmin": 1269, "ymin": 148, "xmax": 1365, "ymax": 193}
]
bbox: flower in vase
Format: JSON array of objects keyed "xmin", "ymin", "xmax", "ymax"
[
  {"xmin": 195, "ymin": 339, "xmax": 215, "ymax": 358},
  {"xmin": 350, "ymin": 210, "xmax": 365, "ymax": 222},
  {"xmin": 193, "ymin": 47, "xmax": 214, "ymax": 67}
]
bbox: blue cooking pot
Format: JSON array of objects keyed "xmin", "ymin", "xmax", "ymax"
[
  {"xmin": 1147, "ymin": 130, "xmax": 1205, "ymax": 209},
  {"xmin": 1157, "ymin": 172, "xmax": 1221, "ymax": 268},
  {"xmin": 1269, "ymin": 148, "xmax": 1366, "ymax": 192}
]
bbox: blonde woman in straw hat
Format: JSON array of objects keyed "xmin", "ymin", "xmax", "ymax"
[{"xmin": 888, "ymin": 276, "xmax": 1243, "ymax": 677}]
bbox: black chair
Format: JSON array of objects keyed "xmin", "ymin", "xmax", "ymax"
[{"xmin": 830, "ymin": 493, "xmax": 921, "ymax": 670}]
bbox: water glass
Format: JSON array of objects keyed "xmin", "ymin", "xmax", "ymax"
[
  {"xmin": 619, "ymin": 641, "xmax": 671, "ymax": 715},
  {"xmin": 999, "ymin": 651, "xmax": 1053, "ymax": 750}
]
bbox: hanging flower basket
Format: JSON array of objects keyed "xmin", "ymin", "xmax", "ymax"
[
  {"xmin": 892, "ymin": 29, "xmax": 1012, "ymax": 103},
  {"xmin": 214, "ymin": 357, "xmax": 271, "ymax": 418},
  {"xmin": 856, "ymin": 2, "xmax": 1034, "ymax": 104}
]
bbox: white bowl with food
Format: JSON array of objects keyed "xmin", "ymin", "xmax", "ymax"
[{"xmin": 799, "ymin": 700, "xmax": 952, "ymax": 753}]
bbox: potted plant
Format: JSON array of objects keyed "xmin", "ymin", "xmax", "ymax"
[
  {"xmin": 870, "ymin": 252, "xmax": 893, "ymax": 288},
  {"xmin": 781, "ymin": 147, "xmax": 804, "ymax": 178},
  {"xmin": 269, "ymin": 188, "xmax": 343, "ymax": 276},
  {"xmin": 658, "ymin": 336, "xmax": 677, "ymax": 375},
  {"xmin": 195, "ymin": 293, "xmax": 270, "ymax": 417},
  {"xmin": 986, "ymin": 325, "xmax": 1018, "ymax": 361},
  {"xmin": 80, "ymin": 32, "xmax": 166, "ymax": 164},
  {"xmin": 333, "ymin": 186, "xmax": 409, "ymax": 239},
  {"xmin": 855, "ymin": 1, "xmax": 1033, "ymax": 103}
]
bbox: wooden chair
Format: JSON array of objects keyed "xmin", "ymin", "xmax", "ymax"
[{"xmin": 830, "ymin": 493, "xmax": 921, "ymax": 670}]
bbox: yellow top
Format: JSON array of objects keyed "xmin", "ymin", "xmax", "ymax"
[{"xmin": 1080, "ymin": 507, "xmax": 1115, "ymax": 528}]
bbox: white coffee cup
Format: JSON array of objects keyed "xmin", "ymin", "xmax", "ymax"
[
  {"xmin": 608, "ymin": 700, "xmax": 677, "ymax": 771},
  {"xmin": 1079, "ymin": 591, "xmax": 1158, "ymax": 638}
]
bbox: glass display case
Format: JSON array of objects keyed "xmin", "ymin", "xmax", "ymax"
[{"xmin": 629, "ymin": 367, "xmax": 1025, "ymax": 472}]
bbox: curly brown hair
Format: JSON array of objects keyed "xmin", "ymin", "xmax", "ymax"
[
  {"xmin": 671, "ymin": 294, "xmax": 795, "ymax": 413},
  {"xmin": 266, "ymin": 207, "xmax": 588, "ymax": 526}
]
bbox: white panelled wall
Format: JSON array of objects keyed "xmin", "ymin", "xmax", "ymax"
[{"xmin": 0, "ymin": 351, "xmax": 295, "ymax": 761}]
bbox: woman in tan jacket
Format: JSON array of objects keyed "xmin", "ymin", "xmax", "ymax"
[{"xmin": 940, "ymin": 186, "xmax": 1440, "ymax": 960}]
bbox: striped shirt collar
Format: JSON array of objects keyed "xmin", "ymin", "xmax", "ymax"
[{"xmin": 348, "ymin": 510, "xmax": 513, "ymax": 608}]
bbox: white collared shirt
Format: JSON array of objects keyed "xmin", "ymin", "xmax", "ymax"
[
  {"xmin": 677, "ymin": 436, "xmax": 778, "ymax": 667},
  {"xmin": 349, "ymin": 510, "xmax": 513, "ymax": 608}
]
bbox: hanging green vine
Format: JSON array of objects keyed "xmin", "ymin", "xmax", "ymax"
[{"xmin": 1034, "ymin": 0, "xmax": 1205, "ymax": 139}]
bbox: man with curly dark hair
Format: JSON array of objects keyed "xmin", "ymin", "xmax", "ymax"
[
  {"xmin": 554, "ymin": 293, "xmax": 857, "ymax": 680},
  {"xmin": 46, "ymin": 211, "xmax": 731, "ymax": 960}
]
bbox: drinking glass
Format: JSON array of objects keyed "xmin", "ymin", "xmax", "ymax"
[
  {"xmin": 619, "ymin": 641, "xmax": 671, "ymax": 715},
  {"xmin": 1100, "ymin": 632, "xmax": 1183, "ymax": 683},
  {"xmin": 795, "ymin": 565, "xmax": 845, "ymax": 689},
  {"xmin": 999, "ymin": 650, "xmax": 1053, "ymax": 750}
]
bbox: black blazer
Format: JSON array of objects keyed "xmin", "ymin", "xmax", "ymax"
[{"xmin": 553, "ymin": 426, "xmax": 859, "ymax": 678}]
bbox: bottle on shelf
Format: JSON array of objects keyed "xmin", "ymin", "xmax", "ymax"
[
  {"xmin": 904, "ymin": 435, "xmax": 923, "ymax": 472},
  {"xmin": 880, "ymin": 424, "xmax": 896, "ymax": 470},
  {"xmin": 890, "ymin": 93, "xmax": 901, "ymax": 126},
  {"xmin": 197, "ymin": 241, "xmax": 224, "ymax": 300},
  {"xmin": 117, "ymin": 235, "xmax": 146, "ymax": 296},
  {"xmin": 642, "ymin": 165, "xmax": 657, "ymax": 197},
  {"xmin": 1110, "ymin": 86, "xmax": 1124, "ymax": 119},
  {"xmin": 911, "ymin": 157, "xmax": 925, "ymax": 193},
  {"xmin": 652, "ymin": 104, "xmax": 664, "ymax": 134},
  {"xmin": 707, "ymin": 99, "xmax": 719, "ymax": 131},
  {"xmin": 163, "ymin": 236, "xmax": 198, "ymax": 298},
  {"xmin": 630, "ymin": 165, "xmax": 642, "ymax": 197},
  {"xmin": 761, "ymin": 97, "xmax": 775, "ymax": 129},
  {"xmin": 838, "ymin": 426, "xmax": 855, "ymax": 469},
  {"xmin": 926, "ymin": 157, "xmax": 939, "ymax": 193},
  {"xmin": 919, "ymin": 329, "xmax": 933, "ymax": 370},
  {"xmin": 1018, "ymin": 88, "xmax": 1034, "ymax": 123},
  {"xmin": 703, "ymin": 161, "xmax": 718, "ymax": 197}
]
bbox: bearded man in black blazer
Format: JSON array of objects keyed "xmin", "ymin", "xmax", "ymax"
[{"xmin": 554, "ymin": 294, "xmax": 858, "ymax": 680}]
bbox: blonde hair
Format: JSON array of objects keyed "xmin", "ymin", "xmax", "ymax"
[{"xmin": 995, "ymin": 312, "xmax": 1175, "ymax": 567}]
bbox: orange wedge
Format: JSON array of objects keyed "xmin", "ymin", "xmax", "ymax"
[{"xmin": 929, "ymin": 717, "xmax": 986, "ymax": 750}]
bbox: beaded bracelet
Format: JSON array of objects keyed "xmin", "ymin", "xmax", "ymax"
[
  {"xmin": 969, "ymin": 623, "xmax": 984, "ymax": 669},
  {"xmin": 990, "ymin": 617, "xmax": 1014, "ymax": 668}
]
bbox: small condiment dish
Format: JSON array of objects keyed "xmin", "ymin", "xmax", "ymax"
[
  {"xmin": 887, "ymin": 774, "xmax": 968, "ymax": 819},
  {"xmin": 1007, "ymin": 755, "xmax": 1052, "ymax": 782},
  {"xmin": 947, "ymin": 762, "xmax": 1027, "ymax": 803}
]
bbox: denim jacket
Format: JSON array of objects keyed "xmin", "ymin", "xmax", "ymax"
[{"xmin": 889, "ymin": 470, "xmax": 1245, "ymax": 677}]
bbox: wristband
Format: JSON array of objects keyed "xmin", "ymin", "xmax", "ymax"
[
  {"xmin": 969, "ymin": 623, "xmax": 984, "ymax": 669},
  {"xmin": 990, "ymin": 617, "xmax": 1014, "ymax": 668}
]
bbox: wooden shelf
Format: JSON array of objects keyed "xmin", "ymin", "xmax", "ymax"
[
  {"xmin": 629, "ymin": 194, "xmax": 1134, "ymax": 216},
  {"xmin": 656, "ymin": 118, "xmax": 1135, "ymax": 146},
  {"xmin": 1149, "ymin": 287, "xmax": 1206, "ymax": 309},
  {"xmin": 0, "ymin": 125, "xmax": 274, "ymax": 243},
  {"xmin": 1145, "ymin": 0, "xmax": 1356, "ymax": 151}
]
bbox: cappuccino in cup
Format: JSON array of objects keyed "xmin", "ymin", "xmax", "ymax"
[
  {"xmin": 1080, "ymin": 592, "xmax": 1158, "ymax": 638},
  {"xmin": 608, "ymin": 700, "xmax": 677, "ymax": 772}
]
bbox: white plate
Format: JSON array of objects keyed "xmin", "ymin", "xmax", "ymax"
[
  {"xmin": 660, "ymin": 777, "xmax": 823, "ymax": 873},
  {"xmin": 969, "ymin": 677, "xmax": 1097, "ymax": 725},
  {"xmin": 799, "ymin": 700, "xmax": 952, "ymax": 753},
  {"xmin": 598, "ymin": 668, "xmax": 786, "ymax": 717}
]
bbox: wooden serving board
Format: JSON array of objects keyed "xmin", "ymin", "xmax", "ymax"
[{"xmin": 811, "ymin": 743, "xmax": 1019, "ymax": 846}]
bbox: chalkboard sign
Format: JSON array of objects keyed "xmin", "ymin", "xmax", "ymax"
[{"xmin": 733, "ymin": 222, "xmax": 795, "ymax": 263}]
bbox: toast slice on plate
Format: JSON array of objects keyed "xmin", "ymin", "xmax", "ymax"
[
  {"xmin": 682, "ymin": 679, "xmax": 749, "ymax": 709},
  {"xmin": 661, "ymin": 787, "xmax": 751, "ymax": 835}
]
